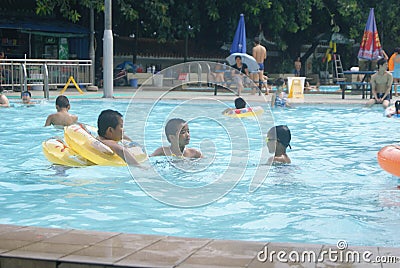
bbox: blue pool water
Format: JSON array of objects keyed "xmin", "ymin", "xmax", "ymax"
[{"xmin": 1, "ymin": 99, "xmax": 400, "ymax": 247}]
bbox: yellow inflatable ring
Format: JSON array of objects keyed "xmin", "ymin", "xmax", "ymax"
[
  {"xmin": 64, "ymin": 124, "xmax": 147, "ymax": 166},
  {"xmin": 224, "ymin": 106, "xmax": 264, "ymax": 118},
  {"xmin": 42, "ymin": 138, "xmax": 94, "ymax": 167}
]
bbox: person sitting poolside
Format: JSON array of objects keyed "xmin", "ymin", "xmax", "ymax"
[
  {"xmin": 210, "ymin": 62, "xmax": 226, "ymax": 83},
  {"xmin": 231, "ymin": 55, "xmax": 249, "ymax": 96},
  {"xmin": 270, "ymin": 78, "xmax": 291, "ymax": 108},
  {"xmin": 266, "ymin": 125, "xmax": 292, "ymax": 164},
  {"xmin": 222, "ymin": 97, "xmax": 247, "ymax": 114},
  {"xmin": 0, "ymin": 86, "xmax": 10, "ymax": 108},
  {"xmin": 21, "ymin": 91, "xmax": 35, "ymax": 105},
  {"xmin": 366, "ymin": 58, "xmax": 393, "ymax": 109},
  {"xmin": 97, "ymin": 109, "xmax": 142, "ymax": 166},
  {"xmin": 44, "ymin": 95, "xmax": 78, "ymax": 127},
  {"xmin": 150, "ymin": 118, "xmax": 202, "ymax": 158}
]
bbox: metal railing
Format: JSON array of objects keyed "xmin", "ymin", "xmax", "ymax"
[{"xmin": 0, "ymin": 59, "xmax": 92, "ymax": 99}]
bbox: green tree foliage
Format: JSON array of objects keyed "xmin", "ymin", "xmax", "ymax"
[{"xmin": 35, "ymin": 0, "xmax": 400, "ymax": 67}]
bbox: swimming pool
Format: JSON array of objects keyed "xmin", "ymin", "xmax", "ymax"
[{"xmin": 0, "ymin": 99, "xmax": 400, "ymax": 247}]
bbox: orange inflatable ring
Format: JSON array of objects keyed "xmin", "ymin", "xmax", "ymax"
[{"xmin": 377, "ymin": 145, "xmax": 400, "ymax": 177}]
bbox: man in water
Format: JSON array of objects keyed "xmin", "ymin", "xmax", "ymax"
[
  {"xmin": 366, "ymin": 58, "xmax": 393, "ymax": 109},
  {"xmin": 21, "ymin": 91, "xmax": 35, "ymax": 105}
]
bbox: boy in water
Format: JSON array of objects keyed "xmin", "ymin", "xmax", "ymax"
[
  {"xmin": 151, "ymin": 118, "xmax": 202, "ymax": 158},
  {"xmin": 44, "ymin": 95, "xmax": 78, "ymax": 127},
  {"xmin": 222, "ymin": 97, "xmax": 247, "ymax": 114},
  {"xmin": 0, "ymin": 87, "xmax": 10, "ymax": 107},
  {"xmin": 97, "ymin": 109, "xmax": 141, "ymax": 166},
  {"xmin": 266, "ymin": 125, "xmax": 292, "ymax": 164}
]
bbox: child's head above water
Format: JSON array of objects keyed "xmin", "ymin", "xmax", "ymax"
[
  {"xmin": 268, "ymin": 125, "xmax": 291, "ymax": 149},
  {"xmin": 55, "ymin": 95, "xmax": 70, "ymax": 109},
  {"xmin": 164, "ymin": 118, "xmax": 192, "ymax": 150},
  {"xmin": 234, "ymin": 97, "xmax": 246, "ymax": 109},
  {"xmin": 97, "ymin": 109, "xmax": 123, "ymax": 139},
  {"xmin": 165, "ymin": 118, "xmax": 187, "ymax": 143}
]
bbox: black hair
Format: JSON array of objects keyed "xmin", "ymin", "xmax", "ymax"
[
  {"xmin": 55, "ymin": 95, "xmax": 70, "ymax": 108},
  {"xmin": 165, "ymin": 118, "xmax": 186, "ymax": 142},
  {"xmin": 395, "ymin": 100, "xmax": 400, "ymax": 114},
  {"xmin": 21, "ymin": 91, "xmax": 31, "ymax": 97},
  {"xmin": 234, "ymin": 97, "xmax": 246, "ymax": 109},
  {"xmin": 268, "ymin": 125, "xmax": 291, "ymax": 149},
  {"xmin": 377, "ymin": 58, "xmax": 387, "ymax": 67},
  {"xmin": 274, "ymin": 78, "xmax": 285, "ymax": 87},
  {"xmin": 97, "ymin": 109, "xmax": 123, "ymax": 137},
  {"xmin": 235, "ymin": 55, "xmax": 242, "ymax": 60},
  {"xmin": 254, "ymin": 37, "xmax": 260, "ymax": 44}
]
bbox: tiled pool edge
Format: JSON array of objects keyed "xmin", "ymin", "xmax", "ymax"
[{"xmin": 1, "ymin": 224, "xmax": 399, "ymax": 267}]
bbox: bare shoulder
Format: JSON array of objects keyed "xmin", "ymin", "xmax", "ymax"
[
  {"xmin": 186, "ymin": 148, "xmax": 203, "ymax": 158},
  {"xmin": 71, "ymin": 114, "xmax": 78, "ymax": 122},
  {"xmin": 44, "ymin": 113, "xmax": 55, "ymax": 126},
  {"xmin": 385, "ymin": 71, "xmax": 393, "ymax": 77},
  {"xmin": 150, "ymin": 146, "xmax": 169, "ymax": 157}
]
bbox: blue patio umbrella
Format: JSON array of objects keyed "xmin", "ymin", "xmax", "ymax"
[
  {"xmin": 358, "ymin": 8, "xmax": 383, "ymax": 60},
  {"xmin": 230, "ymin": 14, "xmax": 246, "ymax": 54}
]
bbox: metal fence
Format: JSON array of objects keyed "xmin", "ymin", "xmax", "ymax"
[{"xmin": 0, "ymin": 59, "xmax": 92, "ymax": 99}]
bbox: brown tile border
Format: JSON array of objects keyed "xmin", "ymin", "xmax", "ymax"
[{"xmin": 1, "ymin": 224, "xmax": 399, "ymax": 267}]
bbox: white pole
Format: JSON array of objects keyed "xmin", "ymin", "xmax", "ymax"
[
  {"xmin": 89, "ymin": 6, "xmax": 96, "ymax": 88},
  {"xmin": 103, "ymin": 0, "xmax": 113, "ymax": 98}
]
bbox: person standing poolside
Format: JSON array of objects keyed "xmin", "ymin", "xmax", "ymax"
[
  {"xmin": 150, "ymin": 118, "xmax": 202, "ymax": 158},
  {"xmin": 367, "ymin": 58, "xmax": 393, "ymax": 109},
  {"xmin": 266, "ymin": 125, "xmax": 292, "ymax": 164},
  {"xmin": 294, "ymin": 57, "xmax": 301, "ymax": 77},
  {"xmin": 389, "ymin": 47, "xmax": 400, "ymax": 97},
  {"xmin": 231, "ymin": 55, "xmax": 249, "ymax": 96},
  {"xmin": 44, "ymin": 95, "xmax": 78, "ymax": 127},
  {"xmin": 252, "ymin": 37, "xmax": 267, "ymax": 95},
  {"xmin": 0, "ymin": 87, "xmax": 10, "ymax": 107},
  {"xmin": 97, "ymin": 109, "xmax": 141, "ymax": 166}
]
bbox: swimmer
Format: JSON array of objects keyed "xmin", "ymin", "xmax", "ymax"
[
  {"xmin": 266, "ymin": 125, "xmax": 292, "ymax": 164},
  {"xmin": 97, "ymin": 109, "xmax": 141, "ymax": 166},
  {"xmin": 0, "ymin": 86, "xmax": 10, "ymax": 107},
  {"xmin": 21, "ymin": 91, "xmax": 35, "ymax": 105},
  {"xmin": 385, "ymin": 100, "xmax": 400, "ymax": 118},
  {"xmin": 44, "ymin": 95, "xmax": 78, "ymax": 127},
  {"xmin": 150, "ymin": 118, "xmax": 202, "ymax": 158},
  {"xmin": 222, "ymin": 97, "xmax": 247, "ymax": 114}
]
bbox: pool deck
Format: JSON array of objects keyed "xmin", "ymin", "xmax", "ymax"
[
  {"xmin": 4, "ymin": 84, "xmax": 400, "ymax": 105},
  {"xmin": 2, "ymin": 86, "xmax": 400, "ymax": 267},
  {"xmin": 1, "ymin": 224, "xmax": 400, "ymax": 267}
]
